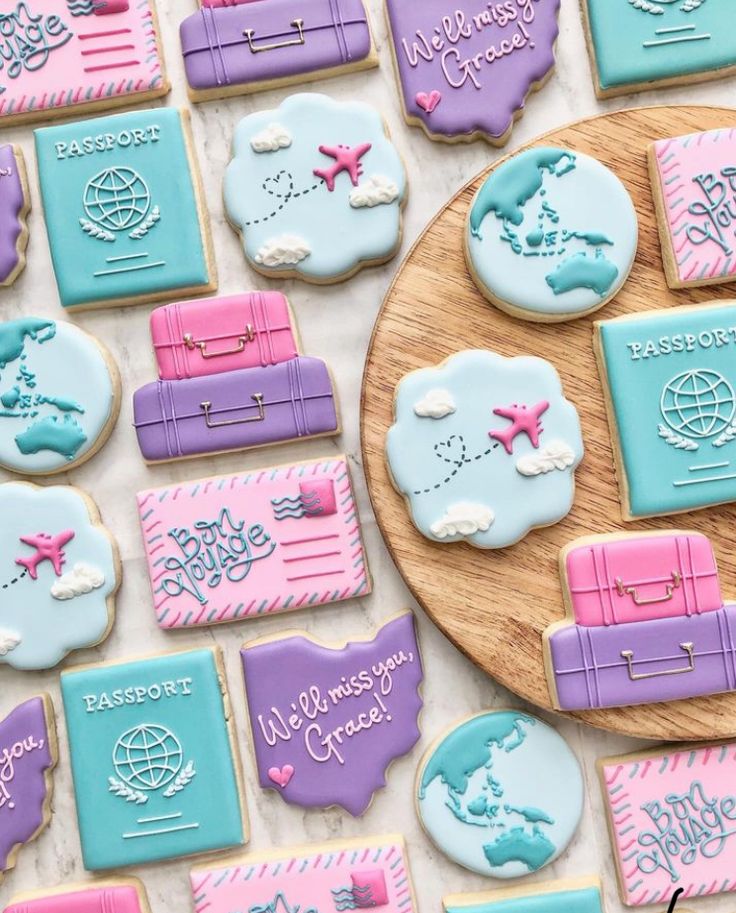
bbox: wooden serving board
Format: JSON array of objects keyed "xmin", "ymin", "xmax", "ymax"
[{"xmin": 361, "ymin": 106, "xmax": 736, "ymax": 742}]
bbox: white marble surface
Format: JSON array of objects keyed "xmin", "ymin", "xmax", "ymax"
[{"xmin": 2, "ymin": 0, "xmax": 736, "ymax": 910}]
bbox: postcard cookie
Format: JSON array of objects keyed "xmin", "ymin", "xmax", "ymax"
[
  {"xmin": 650, "ymin": 127, "xmax": 736, "ymax": 290},
  {"xmin": 385, "ymin": 0, "xmax": 560, "ymax": 145},
  {"xmin": 35, "ymin": 107, "xmax": 216, "ymax": 311},
  {"xmin": 416, "ymin": 710, "xmax": 583, "ymax": 877},
  {"xmin": 386, "ymin": 349, "xmax": 583, "ymax": 549},
  {"xmin": 0, "ymin": 695, "xmax": 58, "ymax": 884},
  {"xmin": 0, "ymin": 0, "xmax": 168, "ymax": 127},
  {"xmin": 3, "ymin": 878, "xmax": 153, "ymax": 913},
  {"xmin": 61, "ymin": 646, "xmax": 247, "ymax": 870},
  {"xmin": 466, "ymin": 147, "xmax": 638, "ymax": 322},
  {"xmin": 242, "ymin": 611, "xmax": 423, "ymax": 816},
  {"xmin": 595, "ymin": 301, "xmax": 736, "ymax": 519},
  {"xmin": 0, "ymin": 482, "xmax": 119, "ymax": 671},
  {"xmin": 0, "ymin": 316, "xmax": 120, "ymax": 475},
  {"xmin": 0, "ymin": 146, "xmax": 30, "ymax": 287},
  {"xmin": 224, "ymin": 93, "xmax": 407, "ymax": 284},
  {"xmin": 444, "ymin": 878, "xmax": 605, "ymax": 913}
]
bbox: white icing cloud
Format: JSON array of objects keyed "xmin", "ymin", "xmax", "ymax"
[
  {"xmin": 516, "ymin": 441, "xmax": 576, "ymax": 477},
  {"xmin": 254, "ymin": 235, "xmax": 311, "ymax": 268},
  {"xmin": 51, "ymin": 562, "xmax": 105, "ymax": 601},
  {"xmin": 430, "ymin": 503, "xmax": 495, "ymax": 539},
  {"xmin": 0, "ymin": 629, "xmax": 20, "ymax": 656},
  {"xmin": 250, "ymin": 123, "xmax": 292, "ymax": 153},
  {"xmin": 349, "ymin": 174, "xmax": 400, "ymax": 209},
  {"xmin": 414, "ymin": 389, "xmax": 456, "ymax": 419}
]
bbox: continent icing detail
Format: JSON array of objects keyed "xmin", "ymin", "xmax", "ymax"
[
  {"xmin": 224, "ymin": 93, "xmax": 407, "ymax": 283},
  {"xmin": 443, "ymin": 878, "xmax": 605, "ymax": 913},
  {"xmin": 0, "ymin": 317, "xmax": 119, "ymax": 475},
  {"xmin": 0, "ymin": 695, "xmax": 57, "ymax": 881},
  {"xmin": 416, "ymin": 710, "xmax": 583, "ymax": 878},
  {"xmin": 386, "ymin": 349, "xmax": 583, "ymax": 549},
  {"xmin": 385, "ymin": 0, "xmax": 560, "ymax": 143},
  {"xmin": 241, "ymin": 611, "xmax": 423, "ymax": 816},
  {"xmin": 60, "ymin": 647, "xmax": 245, "ymax": 870},
  {"xmin": 0, "ymin": 145, "xmax": 29, "ymax": 286},
  {"xmin": 3, "ymin": 879, "xmax": 152, "ymax": 913},
  {"xmin": 466, "ymin": 147, "xmax": 638, "ymax": 320}
]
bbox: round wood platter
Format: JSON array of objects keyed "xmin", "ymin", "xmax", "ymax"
[{"xmin": 361, "ymin": 105, "xmax": 736, "ymax": 742}]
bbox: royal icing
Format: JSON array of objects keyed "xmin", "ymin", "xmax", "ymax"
[
  {"xmin": 584, "ymin": 0, "xmax": 736, "ymax": 96},
  {"xmin": 595, "ymin": 302, "xmax": 736, "ymax": 518},
  {"xmin": 189, "ymin": 836, "xmax": 416, "ymax": 913},
  {"xmin": 651, "ymin": 128, "xmax": 736, "ymax": 288},
  {"xmin": 386, "ymin": 349, "xmax": 583, "ymax": 549},
  {"xmin": 241, "ymin": 611, "xmax": 423, "ymax": 816},
  {"xmin": 385, "ymin": 0, "xmax": 560, "ymax": 143},
  {"xmin": 60, "ymin": 647, "xmax": 245, "ymax": 870},
  {"xmin": 0, "ymin": 0, "xmax": 167, "ymax": 125},
  {"xmin": 417, "ymin": 710, "xmax": 583, "ymax": 878},
  {"xmin": 444, "ymin": 879, "xmax": 604, "ymax": 913},
  {"xmin": 0, "ymin": 317, "xmax": 118, "ymax": 474},
  {"xmin": 467, "ymin": 147, "xmax": 638, "ymax": 320},
  {"xmin": 0, "ymin": 482, "xmax": 118, "ymax": 671},
  {"xmin": 137, "ymin": 456, "xmax": 370, "ymax": 629},
  {"xmin": 0, "ymin": 696, "xmax": 56, "ymax": 882},
  {"xmin": 224, "ymin": 93, "xmax": 406, "ymax": 282},
  {"xmin": 4, "ymin": 880, "xmax": 150, "ymax": 913},
  {"xmin": 601, "ymin": 742, "xmax": 736, "ymax": 905},
  {"xmin": 0, "ymin": 145, "xmax": 29, "ymax": 287},
  {"xmin": 35, "ymin": 108, "xmax": 215, "ymax": 310}
]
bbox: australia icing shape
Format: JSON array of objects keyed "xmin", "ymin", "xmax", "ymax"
[
  {"xmin": 189, "ymin": 835, "xmax": 417, "ymax": 913},
  {"xmin": 386, "ymin": 349, "xmax": 583, "ymax": 549},
  {"xmin": 385, "ymin": 0, "xmax": 560, "ymax": 143},
  {"xmin": 34, "ymin": 108, "xmax": 214, "ymax": 310},
  {"xmin": 241, "ymin": 611, "xmax": 423, "ymax": 816},
  {"xmin": 0, "ymin": 482, "xmax": 118, "ymax": 671},
  {"xmin": 224, "ymin": 93, "xmax": 407, "ymax": 283},
  {"xmin": 600, "ymin": 742, "xmax": 736, "ymax": 906},
  {"xmin": 466, "ymin": 147, "xmax": 638, "ymax": 321},
  {"xmin": 60, "ymin": 647, "xmax": 245, "ymax": 870},
  {"xmin": 443, "ymin": 878, "xmax": 604, "ymax": 913},
  {"xmin": 0, "ymin": 695, "xmax": 57, "ymax": 882},
  {"xmin": 0, "ymin": 145, "xmax": 29, "ymax": 287},
  {"xmin": 416, "ymin": 710, "xmax": 583, "ymax": 878},
  {"xmin": 0, "ymin": 317, "xmax": 119, "ymax": 474},
  {"xmin": 3, "ymin": 879, "xmax": 151, "ymax": 913},
  {"xmin": 650, "ymin": 127, "xmax": 736, "ymax": 288},
  {"xmin": 595, "ymin": 301, "xmax": 736, "ymax": 519}
]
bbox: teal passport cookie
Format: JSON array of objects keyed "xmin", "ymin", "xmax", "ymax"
[
  {"xmin": 35, "ymin": 108, "xmax": 215, "ymax": 311},
  {"xmin": 444, "ymin": 878, "xmax": 604, "ymax": 913},
  {"xmin": 61, "ymin": 647, "xmax": 246, "ymax": 870}
]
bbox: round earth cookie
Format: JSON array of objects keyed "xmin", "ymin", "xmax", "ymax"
[
  {"xmin": 416, "ymin": 709, "xmax": 583, "ymax": 877},
  {"xmin": 465, "ymin": 146, "xmax": 638, "ymax": 322}
]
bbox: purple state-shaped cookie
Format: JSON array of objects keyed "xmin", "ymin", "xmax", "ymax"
[
  {"xmin": 0, "ymin": 145, "xmax": 29, "ymax": 287},
  {"xmin": 385, "ymin": 0, "xmax": 560, "ymax": 143},
  {"xmin": 241, "ymin": 611, "xmax": 423, "ymax": 816}
]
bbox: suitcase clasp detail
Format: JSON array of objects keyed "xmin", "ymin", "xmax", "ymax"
[
  {"xmin": 184, "ymin": 325, "xmax": 256, "ymax": 359},
  {"xmin": 200, "ymin": 393, "xmax": 266, "ymax": 428},
  {"xmin": 243, "ymin": 19, "xmax": 306, "ymax": 54},
  {"xmin": 615, "ymin": 571, "xmax": 682, "ymax": 606},
  {"xmin": 620, "ymin": 641, "xmax": 695, "ymax": 681}
]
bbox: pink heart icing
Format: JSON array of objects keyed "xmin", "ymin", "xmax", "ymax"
[
  {"xmin": 268, "ymin": 764, "xmax": 295, "ymax": 788},
  {"xmin": 416, "ymin": 91, "xmax": 442, "ymax": 115}
]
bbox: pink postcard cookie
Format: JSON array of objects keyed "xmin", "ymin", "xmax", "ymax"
[
  {"xmin": 3, "ymin": 879, "xmax": 151, "ymax": 913},
  {"xmin": 137, "ymin": 455, "xmax": 371, "ymax": 629},
  {"xmin": 650, "ymin": 128, "xmax": 736, "ymax": 289}
]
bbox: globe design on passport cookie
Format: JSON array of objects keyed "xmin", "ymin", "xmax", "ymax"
[
  {"xmin": 660, "ymin": 370, "xmax": 736, "ymax": 440},
  {"xmin": 84, "ymin": 168, "xmax": 151, "ymax": 232},
  {"xmin": 113, "ymin": 724, "xmax": 183, "ymax": 791}
]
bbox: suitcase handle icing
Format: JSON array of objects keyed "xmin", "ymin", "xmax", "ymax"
[
  {"xmin": 200, "ymin": 393, "xmax": 265, "ymax": 428},
  {"xmin": 184, "ymin": 326, "xmax": 256, "ymax": 359},
  {"xmin": 620, "ymin": 641, "xmax": 695, "ymax": 681},
  {"xmin": 615, "ymin": 571, "xmax": 682, "ymax": 606},
  {"xmin": 243, "ymin": 19, "xmax": 306, "ymax": 53}
]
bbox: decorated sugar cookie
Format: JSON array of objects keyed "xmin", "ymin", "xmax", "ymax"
[
  {"xmin": 416, "ymin": 710, "xmax": 583, "ymax": 878},
  {"xmin": 0, "ymin": 482, "xmax": 119, "ymax": 671},
  {"xmin": 583, "ymin": 0, "xmax": 736, "ymax": 98},
  {"xmin": 0, "ymin": 0, "xmax": 168, "ymax": 127},
  {"xmin": 466, "ymin": 147, "xmax": 638, "ymax": 322},
  {"xmin": 386, "ymin": 349, "xmax": 583, "ymax": 549},
  {"xmin": 0, "ymin": 146, "xmax": 30, "ymax": 287},
  {"xmin": 35, "ymin": 108, "xmax": 216, "ymax": 311},
  {"xmin": 61, "ymin": 647, "xmax": 247, "ymax": 870},
  {"xmin": 242, "ymin": 611, "xmax": 423, "ymax": 816},
  {"xmin": 0, "ymin": 316, "xmax": 120, "ymax": 475},
  {"xmin": 385, "ymin": 0, "xmax": 560, "ymax": 145},
  {"xmin": 444, "ymin": 878, "xmax": 605, "ymax": 913},
  {"xmin": 595, "ymin": 301, "xmax": 736, "ymax": 519},
  {"xmin": 650, "ymin": 128, "xmax": 736, "ymax": 289},
  {"xmin": 4, "ymin": 878, "xmax": 152, "ymax": 913},
  {"xmin": 224, "ymin": 93, "xmax": 407, "ymax": 283},
  {"xmin": 0, "ymin": 695, "xmax": 57, "ymax": 884},
  {"xmin": 190, "ymin": 835, "xmax": 417, "ymax": 913}
]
